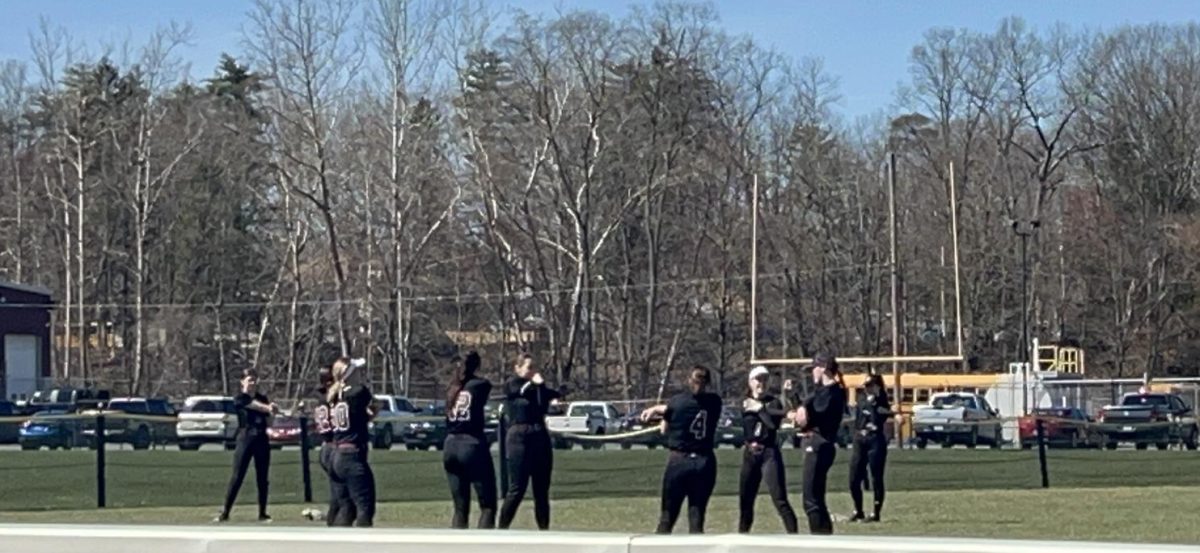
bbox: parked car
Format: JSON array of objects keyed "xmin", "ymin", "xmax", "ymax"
[
  {"xmin": 19, "ymin": 407, "xmax": 81, "ymax": 450},
  {"xmin": 83, "ymin": 397, "xmax": 177, "ymax": 450},
  {"xmin": 267, "ymin": 415, "xmax": 320, "ymax": 449},
  {"xmin": 716, "ymin": 406, "xmax": 744, "ymax": 448},
  {"xmin": 616, "ymin": 410, "xmax": 665, "ymax": 450},
  {"xmin": 369, "ymin": 395, "xmax": 419, "ymax": 450},
  {"xmin": 1018, "ymin": 407, "xmax": 1101, "ymax": 449},
  {"xmin": 912, "ymin": 392, "xmax": 1003, "ymax": 449},
  {"xmin": 29, "ymin": 387, "xmax": 110, "ymax": 409},
  {"xmin": 176, "ymin": 396, "xmax": 238, "ymax": 451},
  {"xmin": 401, "ymin": 405, "xmax": 448, "ymax": 451},
  {"xmin": 0, "ymin": 400, "xmax": 20, "ymax": 444},
  {"xmin": 546, "ymin": 401, "xmax": 622, "ymax": 450},
  {"xmin": 1098, "ymin": 392, "xmax": 1199, "ymax": 450}
]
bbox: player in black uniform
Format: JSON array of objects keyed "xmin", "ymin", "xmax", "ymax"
[
  {"xmin": 791, "ymin": 353, "xmax": 848, "ymax": 535},
  {"xmin": 217, "ymin": 369, "xmax": 278, "ymax": 523},
  {"xmin": 314, "ymin": 366, "xmax": 355, "ymax": 526},
  {"xmin": 737, "ymin": 366, "xmax": 799, "ymax": 534},
  {"xmin": 848, "ymin": 372, "xmax": 892, "ymax": 523},
  {"xmin": 498, "ymin": 353, "xmax": 560, "ymax": 530},
  {"xmin": 640, "ymin": 365, "xmax": 723, "ymax": 534},
  {"xmin": 328, "ymin": 357, "xmax": 376, "ymax": 527},
  {"xmin": 443, "ymin": 351, "xmax": 498, "ymax": 529}
]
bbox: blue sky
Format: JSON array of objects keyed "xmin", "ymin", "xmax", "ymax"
[{"xmin": 2, "ymin": 1, "xmax": 1197, "ymax": 118}]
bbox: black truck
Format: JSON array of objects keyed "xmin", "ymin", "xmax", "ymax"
[{"xmin": 1098, "ymin": 392, "xmax": 1199, "ymax": 450}]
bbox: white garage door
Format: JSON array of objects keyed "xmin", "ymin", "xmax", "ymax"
[{"xmin": 4, "ymin": 334, "xmax": 39, "ymax": 401}]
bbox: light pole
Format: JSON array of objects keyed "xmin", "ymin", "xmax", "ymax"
[{"xmin": 1011, "ymin": 219, "xmax": 1040, "ymax": 415}]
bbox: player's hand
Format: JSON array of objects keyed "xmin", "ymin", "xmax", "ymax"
[
  {"xmin": 531, "ymin": 373, "xmax": 545, "ymax": 385},
  {"xmin": 743, "ymin": 398, "xmax": 763, "ymax": 413},
  {"xmin": 640, "ymin": 408, "xmax": 656, "ymax": 423},
  {"xmin": 270, "ymin": 403, "xmax": 281, "ymax": 414},
  {"xmin": 791, "ymin": 407, "xmax": 807, "ymax": 427},
  {"xmin": 783, "ymin": 379, "xmax": 794, "ymax": 391}
]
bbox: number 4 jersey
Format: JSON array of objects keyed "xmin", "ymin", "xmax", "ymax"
[
  {"xmin": 665, "ymin": 391, "xmax": 723, "ymax": 453},
  {"xmin": 446, "ymin": 377, "xmax": 492, "ymax": 439}
]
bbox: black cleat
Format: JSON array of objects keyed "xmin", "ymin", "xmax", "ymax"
[
  {"xmin": 848, "ymin": 512, "xmax": 866, "ymax": 523},
  {"xmin": 258, "ymin": 514, "xmax": 273, "ymax": 523},
  {"xmin": 213, "ymin": 513, "xmax": 229, "ymax": 524},
  {"xmin": 865, "ymin": 515, "xmax": 881, "ymax": 523}
]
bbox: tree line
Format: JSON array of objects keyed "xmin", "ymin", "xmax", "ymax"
[{"xmin": 1, "ymin": 1, "xmax": 1198, "ymax": 401}]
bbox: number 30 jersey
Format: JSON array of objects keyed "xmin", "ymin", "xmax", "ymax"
[
  {"xmin": 664, "ymin": 391, "xmax": 723, "ymax": 453},
  {"xmin": 313, "ymin": 396, "xmax": 334, "ymax": 443},
  {"xmin": 446, "ymin": 377, "xmax": 492, "ymax": 440}
]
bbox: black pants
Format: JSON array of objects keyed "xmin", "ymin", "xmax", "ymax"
[
  {"xmin": 319, "ymin": 442, "xmax": 356, "ymax": 526},
  {"xmin": 444, "ymin": 433, "xmax": 498, "ymax": 529},
  {"xmin": 499, "ymin": 426, "xmax": 553, "ymax": 530},
  {"xmin": 221, "ymin": 430, "xmax": 270, "ymax": 518},
  {"xmin": 330, "ymin": 445, "xmax": 376, "ymax": 527},
  {"xmin": 656, "ymin": 450, "xmax": 717, "ymax": 534},
  {"xmin": 738, "ymin": 444, "xmax": 798, "ymax": 533},
  {"xmin": 801, "ymin": 438, "xmax": 837, "ymax": 535},
  {"xmin": 849, "ymin": 434, "xmax": 888, "ymax": 518}
]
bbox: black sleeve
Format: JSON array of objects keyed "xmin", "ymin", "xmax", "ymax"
[
  {"xmin": 256, "ymin": 393, "xmax": 270, "ymax": 405},
  {"xmin": 664, "ymin": 395, "xmax": 679, "ymax": 423},
  {"xmin": 505, "ymin": 377, "xmax": 527, "ymax": 400},
  {"xmin": 759, "ymin": 397, "xmax": 785, "ymax": 430},
  {"xmin": 349, "ymin": 385, "xmax": 373, "ymax": 410},
  {"xmin": 477, "ymin": 379, "xmax": 493, "ymax": 400},
  {"xmin": 234, "ymin": 393, "xmax": 252, "ymax": 409}
]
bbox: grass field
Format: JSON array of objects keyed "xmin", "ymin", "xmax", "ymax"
[{"xmin": 1, "ymin": 448, "xmax": 1198, "ymax": 543}]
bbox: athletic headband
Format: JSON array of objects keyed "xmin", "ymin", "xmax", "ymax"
[{"xmin": 748, "ymin": 366, "xmax": 770, "ymax": 382}]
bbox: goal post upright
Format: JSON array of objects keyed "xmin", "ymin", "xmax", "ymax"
[{"xmin": 748, "ymin": 160, "xmax": 966, "ymax": 368}]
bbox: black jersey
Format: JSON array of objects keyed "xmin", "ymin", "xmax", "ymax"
[
  {"xmin": 854, "ymin": 386, "xmax": 891, "ymax": 436},
  {"xmin": 801, "ymin": 383, "xmax": 847, "ymax": 444},
  {"xmin": 234, "ymin": 392, "xmax": 271, "ymax": 432},
  {"xmin": 447, "ymin": 377, "xmax": 492, "ymax": 438},
  {"xmin": 741, "ymin": 393, "xmax": 787, "ymax": 446},
  {"xmin": 331, "ymin": 384, "xmax": 373, "ymax": 447},
  {"xmin": 504, "ymin": 376, "xmax": 560, "ymax": 425},
  {"xmin": 664, "ymin": 391, "xmax": 723, "ymax": 453}
]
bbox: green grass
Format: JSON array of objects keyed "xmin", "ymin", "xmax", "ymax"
[{"xmin": 1, "ymin": 448, "xmax": 1199, "ymax": 543}]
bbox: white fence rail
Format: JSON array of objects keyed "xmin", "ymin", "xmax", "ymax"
[{"xmin": 0, "ymin": 526, "xmax": 1194, "ymax": 553}]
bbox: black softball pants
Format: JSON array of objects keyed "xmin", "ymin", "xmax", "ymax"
[
  {"xmin": 330, "ymin": 445, "xmax": 376, "ymax": 527},
  {"xmin": 802, "ymin": 438, "xmax": 837, "ymax": 535},
  {"xmin": 444, "ymin": 433, "xmax": 498, "ymax": 529},
  {"xmin": 319, "ymin": 442, "xmax": 356, "ymax": 526},
  {"xmin": 498, "ymin": 425, "xmax": 553, "ymax": 530},
  {"xmin": 656, "ymin": 450, "xmax": 717, "ymax": 534},
  {"xmin": 221, "ymin": 429, "xmax": 270, "ymax": 518},
  {"xmin": 738, "ymin": 444, "xmax": 798, "ymax": 533},
  {"xmin": 849, "ymin": 434, "xmax": 888, "ymax": 519}
]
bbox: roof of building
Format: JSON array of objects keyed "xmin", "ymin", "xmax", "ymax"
[{"xmin": 0, "ymin": 281, "xmax": 54, "ymax": 302}]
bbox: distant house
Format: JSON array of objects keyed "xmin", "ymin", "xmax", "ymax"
[{"xmin": 0, "ymin": 282, "xmax": 53, "ymax": 401}]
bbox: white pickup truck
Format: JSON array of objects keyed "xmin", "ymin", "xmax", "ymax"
[
  {"xmin": 545, "ymin": 401, "xmax": 622, "ymax": 450},
  {"xmin": 912, "ymin": 392, "xmax": 1003, "ymax": 449},
  {"xmin": 370, "ymin": 395, "xmax": 419, "ymax": 449}
]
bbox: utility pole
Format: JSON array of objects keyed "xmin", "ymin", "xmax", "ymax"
[
  {"xmin": 1011, "ymin": 219, "xmax": 1040, "ymax": 415},
  {"xmin": 888, "ymin": 153, "xmax": 901, "ymax": 447}
]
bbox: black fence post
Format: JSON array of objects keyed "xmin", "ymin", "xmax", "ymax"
[
  {"xmin": 299, "ymin": 416, "xmax": 313, "ymax": 503},
  {"xmin": 498, "ymin": 413, "xmax": 508, "ymax": 494},
  {"xmin": 1035, "ymin": 417, "xmax": 1050, "ymax": 488},
  {"xmin": 95, "ymin": 414, "xmax": 107, "ymax": 508}
]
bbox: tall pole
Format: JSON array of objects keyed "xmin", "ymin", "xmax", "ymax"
[
  {"xmin": 751, "ymin": 174, "xmax": 759, "ymax": 362},
  {"xmin": 1020, "ymin": 232, "xmax": 1029, "ymax": 416},
  {"xmin": 948, "ymin": 163, "xmax": 965, "ymax": 366},
  {"xmin": 888, "ymin": 153, "xmax": 901, "ymax": 446}
]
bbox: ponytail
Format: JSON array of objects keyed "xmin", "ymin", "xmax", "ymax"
[
  {"xmin": 326, "ymin": 357, "xmax": 351, "ymax": 404},
  {"xmin": 447, "ymin": 352, "xmax": 481, "ymax": 405}
]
